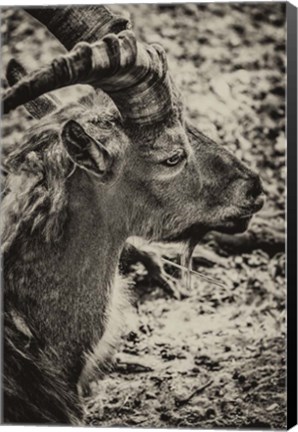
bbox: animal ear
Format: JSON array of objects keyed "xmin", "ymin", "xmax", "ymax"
[{"xmin": 61, "ymin": 120, "xmax": 112, "ymax": 180}]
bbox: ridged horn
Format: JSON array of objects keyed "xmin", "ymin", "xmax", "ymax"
[
  {"xmin": 6, "ymin": 58, "xmax": 60, "ymax": 119},
  {"xmin": 3, "ymin": 6, "xmax": 177, "ymax": 126},
  {"xmin": 25, "ymin": 6, "xmax": 130, "ymax": 50},
  {"xmin": 3, "ymin": 30, "xmax": 174, "ymax": 125}
]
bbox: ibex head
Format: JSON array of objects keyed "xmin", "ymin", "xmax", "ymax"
[{"xmin": 3, "ymin": 7, "xmax": 264, "ymax": 247}]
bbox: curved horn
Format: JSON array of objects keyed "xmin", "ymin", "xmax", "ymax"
[
  {"xmin": 3, "ymin": 6, "xmax": 178, "ymax": 126},
  {"xmin": 3, "ymin": 30, "xmax": 174, "ymax": 125},
  {"xmin": 6, "ymin": 58, "xmax": 60, "ymax": 119},
  {"xmin": 25, "ymin": 6, "xmax": 130, "ymax": 50}
]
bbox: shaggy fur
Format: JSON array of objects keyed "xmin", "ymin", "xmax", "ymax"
[
  {"xmin": 78, "ymin": 273, "xmax": 132, "ymax": 395},
  {"xmin": 1, "ymin": 99, "xmax": 127, "ymax": 424},
  {"xmin": 3, "ymin": 311, "xmax": 82, "ymax": 424},
  {"xmin": 2, "ymin": 99, "xmax": 120, "ymax": 251},
  {"xmin": 1, "ymin": 129, "xmax": 69, "ymax": 250}
]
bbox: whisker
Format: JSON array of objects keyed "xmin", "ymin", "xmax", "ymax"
[
  {"xmin": 183, "ymin": 240, "xmax": 196, "ymax": 291},
  {"xmin": 161, "ymin": 257, "xmax": 226, "ymax": 289}
]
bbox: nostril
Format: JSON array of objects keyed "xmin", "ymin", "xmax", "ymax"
[{"xmin": 246, "ymin": 176, "xmax": 263, "ymax": 200}]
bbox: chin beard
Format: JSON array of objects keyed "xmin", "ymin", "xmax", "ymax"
[
  {"xmin": 162, "ymin": 224, "xmax": 208, "ymax": 243},
  {"xmin": 214, "ymin": 215, "xmax": 252, "ymax": 234},
  {"xmin": 159, "ymin": 215, "xmax": 252, "ymax": 291}
]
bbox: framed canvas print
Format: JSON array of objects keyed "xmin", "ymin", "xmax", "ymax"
[{"xmin": 1, "ymin": 1, "xmax": 297, "ymax": 429}]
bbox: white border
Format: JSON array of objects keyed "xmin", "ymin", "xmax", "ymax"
[{"xmin": 0, "ymin": 0, "xmax": 296, "ymax": 6}]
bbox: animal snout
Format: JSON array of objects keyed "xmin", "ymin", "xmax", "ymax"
[
  {"xmin": 245, "ymin": 174, "xmax": 263, "ymax": 199},
  {"xmin": 242, "ymin": 174, "xmax": 265, "ymax": 212}
]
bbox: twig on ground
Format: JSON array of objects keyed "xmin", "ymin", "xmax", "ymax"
[
  {"xmin": 175, "ymin": 379, "xmax": 213, "ymax": 407},
  {"xmin": 116, "ymin": 361, "xmax": 154, "ymax": 374}
]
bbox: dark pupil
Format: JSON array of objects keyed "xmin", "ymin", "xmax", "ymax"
[{"xmin": 168, "ymin": 154, "xmax": 180, "ymax": 165}]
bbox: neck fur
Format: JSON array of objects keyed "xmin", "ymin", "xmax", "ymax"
[{"xmin": 4, "ymin": 167, "xmax": 129, "ymax": 383}]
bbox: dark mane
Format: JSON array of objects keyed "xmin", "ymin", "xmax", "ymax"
[
  {"xmin": 3, "ymin": 311, "xmax": 82, "ymax": 424},
  {"xmin": 1, "ymin": 94, "xmax": 123, "ymax": 255},
  {"xmin": 1, "ymin": 106, "xmax": 83, "ymax": 253}
]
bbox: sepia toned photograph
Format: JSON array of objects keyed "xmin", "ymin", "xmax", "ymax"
[{"xmin": 1, "ymin": 2, "xmax": 288, "ymax": 428}]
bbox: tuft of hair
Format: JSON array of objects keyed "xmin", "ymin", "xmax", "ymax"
[
  {"xmin": 78, "ymin": 272, "xmax": 133, "ymax": 396},
  {"xmin": 1, "ymin": 125, "xmax": 70, "ymax": 253},
  {"xmin": 1, "ymin": 97, "xmax": 122, "ymax": 254},
  {"xmin": 3, "ymin": 311, "xmax": 82, "ymax": 425}
]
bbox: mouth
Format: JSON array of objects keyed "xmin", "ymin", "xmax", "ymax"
[
  {"xmin": 163, "ymin": 195, "xmax": 265, "ymax": 242},
  {"xmin": 163, "ymin": 224, "xmax": 208, "ymax": 243},
  {"xmin": 216, "ymin": 194, "xmax": 265, "ymax": 234},
  {"xmin": 244, "ymin": 195, "xmax": 265, "ymax": 214},
  {"xmin": 215, "ymin": 215, "xmax": 252, "ymax": 234}
]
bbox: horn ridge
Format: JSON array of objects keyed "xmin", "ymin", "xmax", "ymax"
[
  {"xmin": 3, "ymin": 45, "xmax": 94, "ymax": 114},
  {"xmin": 25, "ymin": 7, "xmax": 129, "ymax": 49},
  {"xmin": 6, "ymin": 59, "xmax": 59, "ymax": 119}
]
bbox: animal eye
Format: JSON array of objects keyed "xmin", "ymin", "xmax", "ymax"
[{"xmin": 163, "ymin": 150, "xmax": 186, "ymax": 166}]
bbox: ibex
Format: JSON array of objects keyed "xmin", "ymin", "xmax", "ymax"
[{"xmin": 2, "ymin": 6, "xmax": 264, "ymax": 425}]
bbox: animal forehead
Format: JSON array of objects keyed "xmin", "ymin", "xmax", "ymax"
[{"xmin": 140, "ymin": 126, "xmax": 189, "ymax": 153}]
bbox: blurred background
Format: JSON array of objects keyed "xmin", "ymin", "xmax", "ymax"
[{"xmin": 1, "ymin": 3, "xmax": 286, "ymax": 429}]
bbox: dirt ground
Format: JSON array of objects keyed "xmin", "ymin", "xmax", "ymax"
[{"xmin": 1, "ymin": 3, "xmax": 286, "ymax": 429}]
